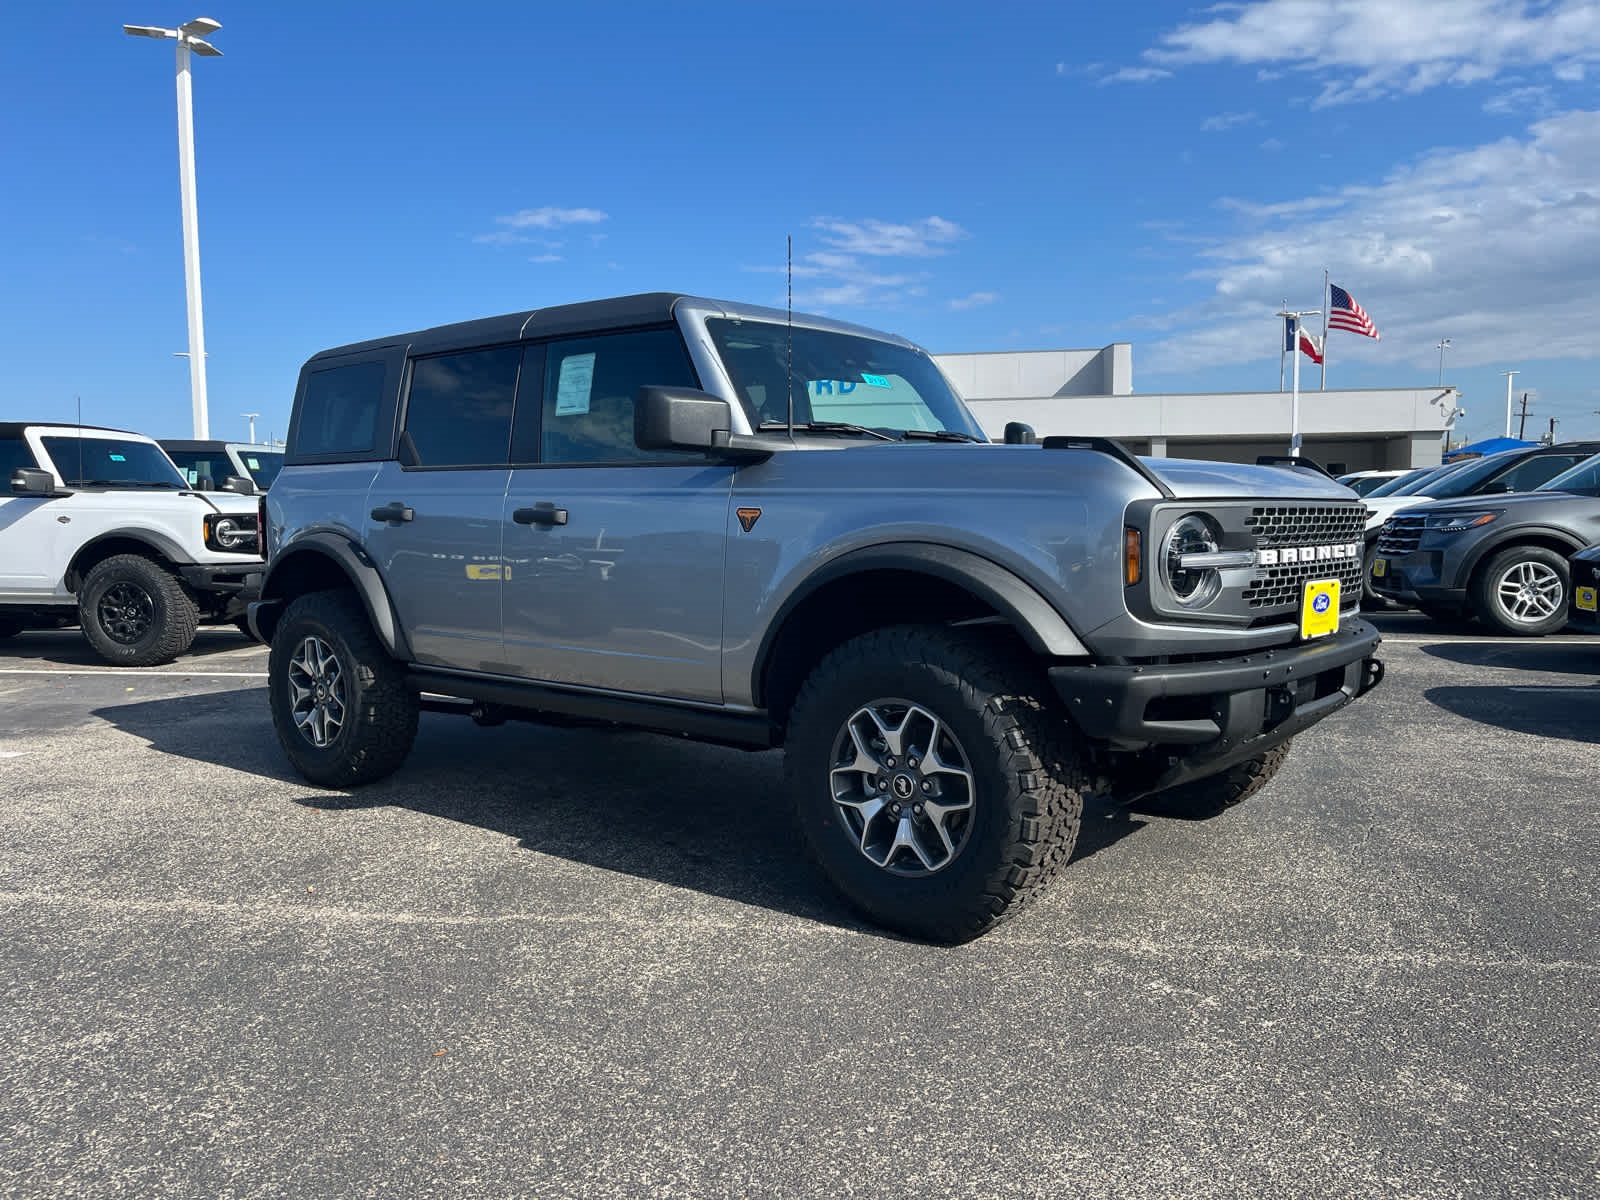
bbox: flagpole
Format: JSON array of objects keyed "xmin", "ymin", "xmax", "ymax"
[
  {"xmin": 1290, "ymin": 314, "xmax": 1302, "ymax": 456},
  {"xmin": 1319, "ymin": 269, "xmax": 1330, "ymax": 390},
  {"xmin": 1279, "ymin": 299, "xmax": 1287, "ymax": 391}
]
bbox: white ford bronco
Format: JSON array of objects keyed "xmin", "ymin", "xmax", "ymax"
[
  {"xmin": 252, "ymin": 293, "xmax": 1384, "ymax": 941},
  {"xmin": 0, "ymin": 423, "xmax": 261, "ymax": 665}
]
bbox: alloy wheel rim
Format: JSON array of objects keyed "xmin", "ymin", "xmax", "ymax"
[
  {"xmin": 97, "ymin": 582, "xmax": 154, "ymax": 645},
  {"xmin": 1496, "ymin": 561, "xmax": 1562, "ymax": 622},
  {"xmin": 827, "ymin": 698, "xmax": 976, "ymax": 876},
  {"xmin": 287, "ymin": 635, "xmax": 347, "ymax": 749}
]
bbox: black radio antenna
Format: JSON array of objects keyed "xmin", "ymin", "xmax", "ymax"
[{"xmin": 785, "ymin": 234, "xmax": 795, "ymax": 437}]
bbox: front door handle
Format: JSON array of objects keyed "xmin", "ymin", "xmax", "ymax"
[
  {"xmin": 513, "ymin": 503, "xmax": 568, "ymax": 527},
  {"xmin": 370, "ymin": 501, "xmax": 415, "ymax": 524}
]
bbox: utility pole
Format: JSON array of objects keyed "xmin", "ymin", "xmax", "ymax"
[
  {"xmin": 1517, "ymin": 392, "xmax": 1533, "ymax": 440},
  {"xmin": 1548, "ymin": 416, "xmax": 1559, "ymax": 445}
]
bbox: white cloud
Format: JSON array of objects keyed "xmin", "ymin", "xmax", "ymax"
[
  {"xmin": 1140, "ymin": 110, "xmax": 1600, "ymax": 374},
  {"xmin": 1202, "ymin": 111, "xmax": 1260, "ymax": 132},
  {"xmin": 497, "ymin": 206, "xmax": 608, "ymax": 230},
  {"xmin": 811, "ymin": 216, "xmax": 968, "ymax": 257},
  {"xmin": 1135, "ymin": 0, "xmax": 1600, "ymax": 104},
  {"xmin": 949, "ymin": 291, "xmax": 999, "ymax": 311},
  {"xmin": 1099, "ymin": 65, "xmax": 1173, "ymax": 85},
  {"xmin": 1483, "ymin": 84, "xmax": 1554, "ymax": 114},
  {"xmin": 528, "ymin": 254, "xmax": 563, "ymax": 264}
]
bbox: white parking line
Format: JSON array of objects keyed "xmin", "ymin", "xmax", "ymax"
[
  {"xmin": 0, "ymin": 669, "xmax": 266, "ymax": 678},
  {"xmin": 1380, "ymin": 636, "xmax": 1599, "ymax": 645}
]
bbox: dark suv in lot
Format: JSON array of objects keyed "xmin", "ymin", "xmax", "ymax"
[
  {"xmin": 1372, "ymin": 451, "xmax": 1600, "ymax": 634},
  {"xmin": 252, "ymin": 292, "xmax": 1384, "ymax": 941}
]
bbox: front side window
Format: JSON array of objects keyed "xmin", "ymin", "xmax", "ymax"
[
  {"xmin": 39, "ymin": 437, "xmax": 188, "ymax": 488},
  {"xmin": 1536, "ymin": 453, "xmax": 1600, "ymax": 497},
  {"xmin": 706, "ymin": 319, "xmax": 985, "ymax": 439},
  {"xmin": 239, "ymin": 450, "xmax": 285, "ymax": 488},
  {"xmin": 537, "ymin": 328, "xmax": 699, "ymax": 465},
  {"xmin": 403, "ymin": 346, "xmax": 522, "ymax": 467},
  {"xmin": 1491, "ymin": 454, "xmax": 1584, "ymax": 493},
  {"xmin": 296, "ymin": 361, "xmax": 386, "ymax": 457},
  {"xmin": 0, "ymin": 436, "xmax": 39, "ymax": 481}
]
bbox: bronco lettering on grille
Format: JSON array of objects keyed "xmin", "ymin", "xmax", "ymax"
[{"xmin": 1256, "ymin": 541, "xmax": 1362, "ymax": 566}]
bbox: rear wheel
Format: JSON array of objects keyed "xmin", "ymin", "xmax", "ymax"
[
  {"xmin": 785, "ymin": 625, "xmax": 1084, "ymax": 943},
  {"xmin": 78, "ymin": 554, "xmax": 199, "ymax": 666},
  {"xmin": 1471, "ymin": 546, "xmax": 1569, "ymax": 636},
  {"xmin": 268, "ymin": 590, "xmax": 418, "ymax": 787}
]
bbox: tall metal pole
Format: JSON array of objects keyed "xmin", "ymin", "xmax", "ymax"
[
  {"xmin": 1290, "ymin": 315, "xmax": 1302, "ymax": 457},
  {"xmin": 1436, "ymin": 338, "xmax": 1451, "ymax": 387},
  {"xmin": 174, "ymin": 37, "xmax": 209, "ymax": 439},
  {"xmin": 1501, "ymin": 370, "xmax": 1518, "ymax": 439}
]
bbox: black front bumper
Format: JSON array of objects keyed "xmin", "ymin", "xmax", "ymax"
[
  {"xmin": 178, "ymin": 562, "xmax": 261, "ymax": 618},
  {"xmin": 1049, "ymin": 620, "xmax": 1384, "ymax": 794}
]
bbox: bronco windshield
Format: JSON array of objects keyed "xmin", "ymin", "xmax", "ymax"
[
  {"xmin": 40, "ymin": 435, "xmax": 188, "ymax": 489},
  {"xmin": 706, "ymin": 319, "xmax": 985, "ymax": 441}
]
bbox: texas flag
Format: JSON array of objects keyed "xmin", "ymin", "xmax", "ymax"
[{"xmin": 1284, "ymin": 316, "xmax": 1323, "ymax": 365}]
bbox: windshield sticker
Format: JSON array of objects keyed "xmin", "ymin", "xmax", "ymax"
[
  {"xmin": 245, "ymin": 457, "xmax": 260, "ymax": 469},
  {"xmin": 555, "ymin": 353, "xmax": 596, "ymax": 415},
  {"xmin": 109, "ymin": 453, "xmax": 127, "ymax": 462},
  {"xmin": 810, "ymin": 379, "xmax": 856, "ymax": 395},
  {"xmin": 861, "ymin": 373, "xmax": 891, "ymax": 388}
]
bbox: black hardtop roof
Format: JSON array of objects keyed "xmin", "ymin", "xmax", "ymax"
[
  {"xmin": 307, "ymin": 292, "xmax": 694, "ymax": 363},
  {"xmin": 160, "ymin": 438, "xmax": 284, "ymax": 452},
  {"xmin": 303, "ymin": 291, "xmax": 919, "ymax": 366},
  {"xmin": 0, "ymin": 422, "xmax": 143, "ymax": 439}
]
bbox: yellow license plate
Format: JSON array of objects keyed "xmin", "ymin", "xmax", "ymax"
[
  {"xmin": 1371, "ymin": 558, "xmax": 1387, "ymax": 578},
  {"xmin": 1301, "ymin": 579, "xmax": 1341, "ymax": 639},
  {"xmin": 1578, "ymin": 586, "xmax": 1597, "ymax": 613}
]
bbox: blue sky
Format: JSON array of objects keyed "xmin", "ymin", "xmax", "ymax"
[{"xmin": 4, "ymin": 0, "xmax": 1598, "ymax": 447}]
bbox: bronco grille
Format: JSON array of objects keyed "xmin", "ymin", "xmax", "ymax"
[
  {"xmin": 1375, "ymin": 515, "xmax": 1425, "ymax": 555},
  {"xmin": 1240, "ymin": 503, "xmax": 1367, "ymax": 610}
]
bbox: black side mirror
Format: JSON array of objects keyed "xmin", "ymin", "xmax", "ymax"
[
  {"xmin": 1003, "ymin": 422, "xmax": 1037, "ymax": 445},
  {"xmin": 10, "ymin": 468, "xmax": 63, "ymax": 497},
  {"xmin": 221, "ymin": 475, "xmax": 258, "ymax": 496},
  {"xmin": 635, "ymin": 386, "xmax": 770, "ymax": 460},
  {"xmin": 196, "ymin": 475, "xmax": 215, "ymax": 491}
]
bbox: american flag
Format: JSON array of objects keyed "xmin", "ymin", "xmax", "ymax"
[{"xmin": 1329, "ymin": 284, "xmax": 1381, "ymax": 340}]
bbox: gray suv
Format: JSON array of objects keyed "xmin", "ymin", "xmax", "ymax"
[
  {"xmin": 252, "ymin": 293, "xmax": 1384, "ymax": 942},
  {"xmin": 1372, "ymin": 451, "xmax": 1600, "ymax": 634}
]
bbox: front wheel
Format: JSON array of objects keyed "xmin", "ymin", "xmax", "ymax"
[
  {"xmin": 268, "ymin": 590, "xmax": 419, "ymax": 787},
  {"xmin": 78, "ymin": 554, "xmax": 199, "ymax": 666},
  {"xmin": 785, "ymin": 626, "xmax": 1084, "ymax": 943},
  {"xmin": 1471, "ymin": 546, "xmax": 1569, "ymax": 636}
]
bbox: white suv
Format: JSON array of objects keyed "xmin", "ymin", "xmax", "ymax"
[{"xmin": 0, "ymin": 423, "xmax": 261, "ymax": 665}]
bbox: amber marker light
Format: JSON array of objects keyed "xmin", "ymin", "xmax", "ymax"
[{"xmin": 1124, "ymin": 527, "xmax": 1142, "ymax": 586}]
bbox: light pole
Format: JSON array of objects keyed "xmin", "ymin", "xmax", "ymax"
[
  {"xmin": 1277, "ymin": 306, "xmax": 1321, "ymax": 457},
  {"xmin": 1436, "ymin": 337, "xmax": 1452, "ymax": 387},
  {"xmin": 1501, "ymin": 370, "xmax": 1519, "ymax": 438},
  {"xmin": 124, "ymin": 16, "xmax": 223, "ymax": 440},
  {"xmin": 242, "ymin": 412, "xmax": 259, "ymax": 442}
]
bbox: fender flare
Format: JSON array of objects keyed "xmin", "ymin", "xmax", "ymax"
[
  {"xmin": 65, "ymin": 529, "xmax": 193, "ymax": 590},
  {"xmin": 258, "ymin": 532, "xmax": 411, "ymax": 659},
  {"xmin": 1459, "ymin": 526, "xmax": 1586, "ymax": 584},
  {"xmin": 753, "ymin": 541, "xmax": 1090, "ymax": 698}
]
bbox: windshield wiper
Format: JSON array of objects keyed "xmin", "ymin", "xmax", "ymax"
[
  {"xmin": 758, "ymin": 420, "xmax": 897, "ymax": 442},
  {"xmin": 898, "ymin": 428, "xmax": 984, "ymax": 443}
]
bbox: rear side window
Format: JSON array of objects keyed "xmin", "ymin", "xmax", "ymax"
[
  {"xmin": 402, "ymin": 346, "xmax": 522, "ymax": 467},
  {"xmin": 0, "ymin": 436, "xmax": 38, "ymax": 480},
  {"xmin": 534, "ymin": 328, "xmax": 699, "ymax": 465},
  {"xmin": 296, "ymin": 362, "xmax": 386, "ymax": 457}
]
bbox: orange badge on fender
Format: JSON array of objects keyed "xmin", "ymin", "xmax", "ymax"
[{"xmin": 736, "ymin": 507, "xmax": 762, "ymax": 533}]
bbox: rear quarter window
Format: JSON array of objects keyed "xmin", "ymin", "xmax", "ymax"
[{"xmin": 292, "ymin": 361, "xmax": 389, "ymax": 459}]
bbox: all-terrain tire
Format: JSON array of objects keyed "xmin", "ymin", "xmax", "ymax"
[
  {"xmin": 1141, "ymin": 740, "xmax": 1294, "ymax": 819},
  {"xmin": 268, "ymin": 589, "xmax": 419, "ymax": 788},
  {"xmin": 785, "ymin": 625, "xmax": 1085, "ymax": 944},
  {"xmin": 1470, "ymin": 545, "xmax": 1570, "ymax": 637},
  {"xmin": 78, "ymin": 554, "xmax": 199, "ymax": 667}
]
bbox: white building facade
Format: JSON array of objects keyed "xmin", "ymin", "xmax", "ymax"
[{"xmin": 935, "ymin": 346, "xmax": 1457, "ymax": 474}]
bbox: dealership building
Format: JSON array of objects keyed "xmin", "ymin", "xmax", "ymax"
[{"xmin": 934, "ymin": 344, "xmax": 1458, "ymax": 474}]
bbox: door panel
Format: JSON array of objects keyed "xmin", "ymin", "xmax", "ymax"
[
  {"xmin": 500, "ymin": 464, "xmax": 733, "ymax": 702},
  {"xmin": 363, "ymin": 460, "xmax": 510, "ymax": 671}
]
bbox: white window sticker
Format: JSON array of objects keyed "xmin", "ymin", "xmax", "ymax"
[
  {"xmin": 555, "ymin": 353, "xmax": 596, "ymax": 415},
  {"xmin": 245, "ymin": 456, "xmax": 260, "ymax": 470}
]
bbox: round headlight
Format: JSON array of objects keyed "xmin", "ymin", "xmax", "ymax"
[
  {"xmin": 1163, "ymin": 514, "xmax": 1224, "ymax": 608},
  {"xmin": 214, "ymin": 517, "xmax": 247, "ymax": 548}
]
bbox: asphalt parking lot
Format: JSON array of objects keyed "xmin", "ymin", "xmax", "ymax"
[{"xmin": 0, "ymin": 615, "xmax": 1596, "ymax": 1199}]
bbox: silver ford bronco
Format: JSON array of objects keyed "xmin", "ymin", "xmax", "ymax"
[{"xmin": 250, "ymin": 293, "xmax": 1383, "ymax": 942}]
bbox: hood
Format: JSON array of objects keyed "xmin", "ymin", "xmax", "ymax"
[{"xmin": 1144, "ymin": 457, "xmax": 1357, "ymax": 501}]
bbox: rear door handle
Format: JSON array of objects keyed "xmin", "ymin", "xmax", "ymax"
[
  {"xmin": 370, "ymin": 502, "xmax": 415, "ymax": 524},
  {"xmin": 513, "ymin": 503, "xmax": 568, "ymax": 527}
]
